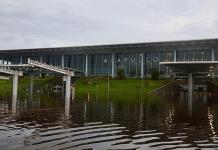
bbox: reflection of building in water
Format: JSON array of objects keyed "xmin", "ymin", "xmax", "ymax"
[
  {"xmin": 1, "ymin": 39, "xmax": 218, "ymax": 77},
  {"xmin": 207, "ymin": 107, "xmax": 216, "ymax": 137}
]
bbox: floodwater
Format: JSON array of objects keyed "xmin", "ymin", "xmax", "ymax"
[{"xmin": 1, "ymin": 86, "xmax": 218, "ymax": 149}]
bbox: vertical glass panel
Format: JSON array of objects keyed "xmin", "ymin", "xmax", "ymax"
[
  {"xmin": 185, "ymin": 50, "xmax": 194, "ymax": 61},
  {"xmin": 203, "ymin": 50, "xmax": 212, "ymax": 61},
  {"xmin": 167, "ymin": 51, "xmax": 174, "ymax": 61},
  {"xmin": 116, "ymin": 53, "xmax": 123, "ymax": 71},
  {"xmin": 194, "ymin": 50, "xmax": 202, "ymax": 61},
  {"xmin": 43, "ymin": 56, "xmax": 50, "ymax": 64},
  {"xmin": 176, "ymin": 51, "xmax": 185, "ymax": 61},
  {"xmin": 145, "ymin": 52, "xmax": 152, "ymax": 76},
  {"xmin": 214, "ymin": 49, "xmax": 218, "ymax": 61},
  {"xmin": 102, "ymin": 54, "xmax": 111, "ymax": 75},
  {"xmin": 151, "ymin": 51, "xmax": 159, "ymax": 71},
  {"xmin": 96, "ymin": 55, "xmax": 102, "ymax": 75},
  {"xmin": 160, "ymin": 51, "xmax": 167, "ymax": 62},
  {"xmin": 10, "ymin": 56, "xmax": 20, "ymax": 64},
  {"xmin": 77, "ymin": 54, "xmax": 85, "ymax": 72},
  {"xmin": 123, "ymin": 54, "xmax": 129, "ymax": 76},
  {"xmin": 129, "ymin": 53, "xmax": 137, "ymax": 77},
  {"xmin": 137, "ymin": 53, "xmax": 141, "ymax": 77},
  {"xmin": 64, "ymin": 55, "xmax": 72, "ymax": 67}
]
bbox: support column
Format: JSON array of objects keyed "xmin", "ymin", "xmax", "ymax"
[
  {"xmin": 64, "ymin": 75, "xmax": 71, "ymax": 116},
  {"xmin": 141, "ymin": 51, "xmax": 144, "ymax": 78},
  {"xmin": 61, "ymin": 55, "xmax": 64, "ymax": 67},
  {"xmin": 20, "ymin": 56, "xmax": 23, "ymax": 64},
  {"xmin": 174, "ymin": 50, "xmax": 177, "ymax": 62},
  {"xmin": 212, "ymin": 48, "xmax": 214, "ymax": 61},
  {"xmin": 12, "ymin": 74, "xmax": 18, "ymax": 114},
  {"xmin": 85, "ymin": 53, "xmax": 88, "ymax": 77},
  {"xmin": 111, "ymin": 52, "xmax": 115, "ymax": 78}
]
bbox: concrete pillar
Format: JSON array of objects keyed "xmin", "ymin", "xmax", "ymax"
[
  {"xmin": 20, "ymin": 56, "xmax": 23, "ymax": 64},
  {"xmin": 85, "ymin": 53, "xmax": 88, "ymax": 77},
  {"xmin": 12, "ymin": 74, "xmax": 18, "ymax": 114},
  {"xmin": 61, "ymin": 55, "xmax": 64, "ymax": 67},
  {"xmin": 141, "ymin": 51, "xmax": 144, "ymax": 78},
  {"xmin": 111, "ymin": 52, "xmax": 115, "ymax": 78},
  {"xmin": 212, "ymin": 48, "xmax": 214, "ymax": 61},
  {"xmin": 174, "ymin": 50, "xmax": 177, "ymax": 62},
  {"xmin": 64, "ymin": 75, "xmax": 71, "ymax": 116}
]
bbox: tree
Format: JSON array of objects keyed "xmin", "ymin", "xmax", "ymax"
[
  {"xmin": 117, "ymin": 68, "xmax": 125, "ymax": 79},
  {"xmin": 150, "ymin": 68, "xmax": 159, "ymax": 80}
]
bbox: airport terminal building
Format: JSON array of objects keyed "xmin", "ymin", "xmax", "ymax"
[{"xmin": 0, "ymin": 38, "xmax": 218, "ymax": 78}]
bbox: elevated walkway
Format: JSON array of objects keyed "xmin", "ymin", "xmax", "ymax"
[
  {"xmin": 0, "ymin": 58, "xmax": 81, "ymax": 115},
  {"xmin": 0, "ymin": 67, "xmax": 23, "ymax": 76},
  {"xmin": 27, "ymin": 58, "xmax": 74, "ymax": 76}
]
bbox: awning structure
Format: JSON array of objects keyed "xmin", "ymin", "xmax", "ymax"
[{"xmin": 160, "ymin": 61, "xmax": 218, "ymax": 76}]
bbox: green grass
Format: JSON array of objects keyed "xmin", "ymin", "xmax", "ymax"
[
  {"xmin": 75, "ymin": 77, "xmax": 171, "ymax": 103},
  {"xmin": 0, "ymin": 77, "xmax": 58, "ymax": 93},
  {"xmin": 75, "ymin": 77, "xmax": 170, "ymax": 93},
  {"xmin": 0, "ymin": 77, "xmax": 171, "ymax": 103}
]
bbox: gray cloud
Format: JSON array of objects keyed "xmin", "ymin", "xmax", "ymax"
[{"xmin": 0, "ymin": 0, "xmax": 217, "ymax": 50}]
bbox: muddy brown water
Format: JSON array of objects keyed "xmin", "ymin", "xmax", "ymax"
[{"xmin": 0, "ymin": 89, "xmax": 218, "ymax": 150}]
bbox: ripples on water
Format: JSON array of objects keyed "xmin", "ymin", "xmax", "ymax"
[{"xmin": 1, "ymin": 90, "xmax": 218, "ymax": 149}]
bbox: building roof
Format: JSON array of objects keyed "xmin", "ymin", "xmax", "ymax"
[{"xmin": 0, "ymin": 38, "xmax": 218, "ymax": 55}]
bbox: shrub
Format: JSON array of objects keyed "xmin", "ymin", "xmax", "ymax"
[
  {"xmin": 150, "ymin": 68, "xmax": 159, "ymax": 80},
  {"xmin": 116, "ymin": 68, "xmax": 125, "ymax": 79}
]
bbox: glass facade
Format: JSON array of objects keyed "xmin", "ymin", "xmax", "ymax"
[
  {"xmin": 176, "ymin": 50, "xmax": 212, "ymax": 61},
  {"xmin": 88, "ymin": 54, "xmax": 111, "ymax": 76},
  {"xmin": 116, "ymin": 53, "xmax": 141, "ymax": 77},
  {"xmin": 0, "ymin": 47, "xmax": 216, "ymax": 77}
]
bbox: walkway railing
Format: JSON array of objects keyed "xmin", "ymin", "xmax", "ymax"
[
  {"xmin": 27, "ymin": 58, "xmax": 74, "ymax": 76},
  {"xmin": 0, "ymin": 67, "xmax": 23, "ymax": 76}
]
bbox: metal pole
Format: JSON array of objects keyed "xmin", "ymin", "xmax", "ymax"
[
  {"xmin": 141, "ymin": 51, "xmax": 144, "ymax": 78},
  {"xmin": 12, "ymin": 74, "xmax": 18, "ymax": 114}
]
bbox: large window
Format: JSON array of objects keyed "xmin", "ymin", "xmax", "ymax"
[
  {"xmin": 116, "ymin": 53, "xmax": 141, "ymax": 76},
  {"xmin": 88, "ymin": 54, "xmax": 112, "ymax": 76}
]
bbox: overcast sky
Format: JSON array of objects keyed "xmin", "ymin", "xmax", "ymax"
[{"xmin": 0, "ymin": 0, "xmax": 218, "ymax": 50}]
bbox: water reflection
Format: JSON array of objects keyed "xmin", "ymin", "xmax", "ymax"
[{"xmin": 1, "ymin": 85, "xmax": 218, "ymax": 149}]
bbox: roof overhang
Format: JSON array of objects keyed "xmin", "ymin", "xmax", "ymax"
[{"xmin": 160, "ymin": 61, "xmax": 218, "ymax": 75}]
